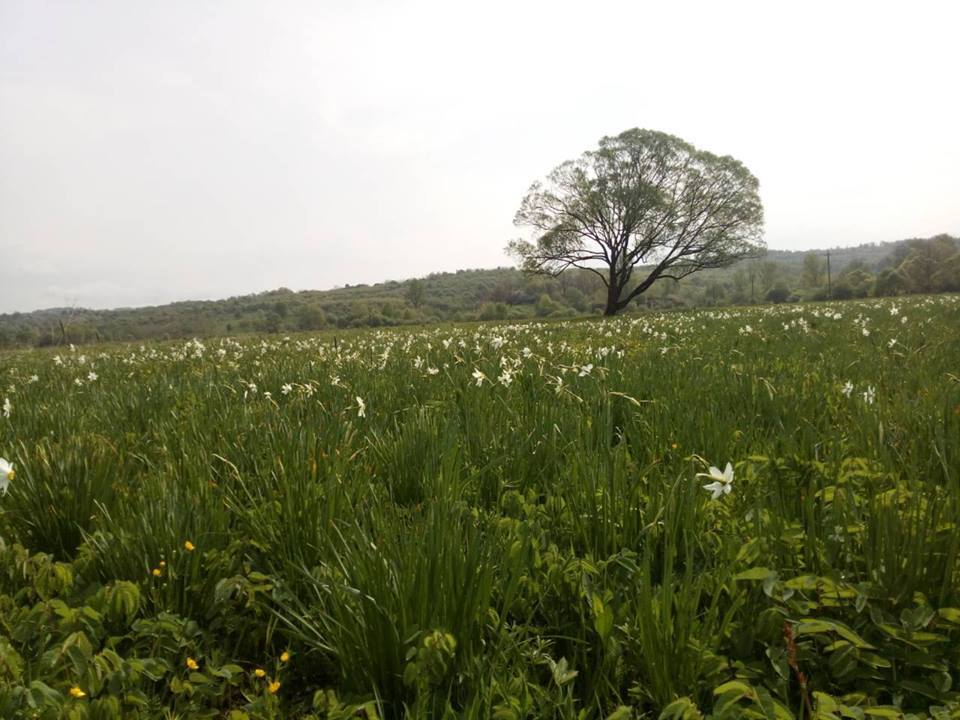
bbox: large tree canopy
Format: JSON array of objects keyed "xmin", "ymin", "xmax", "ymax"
[{"xmin": 509, "ymin": 128, "xmax": 765, "ymax": 315}]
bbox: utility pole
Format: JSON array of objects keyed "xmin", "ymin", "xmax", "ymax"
[{"xmin": 825, "ymin": 251, "xmax": 832, "ymax": 300}]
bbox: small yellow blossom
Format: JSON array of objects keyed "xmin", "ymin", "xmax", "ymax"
[
  {"xmin": 280, "ymin": 650, "xmax": 290, "ymax": 663},
  {"xmin": 268, "ymin": 680, "xmax": 281, "ymax": 694},
  {"xmin": 254, "ymin": 668, "xmax": 266, "ymax": 678},
  {"xmin": 69, "ymin": 686, "xmax": 86, "ymax": 698},
  {"xmin": 152, "ymin": 568, "xmax": 162, "ymax": 577},
  {"xmin": 186, "ymin": 657, "xmax": 199, "ymax": 670},
  {"xmin": 184, "ymin": 540, "xmax": 195, "ymax": 552}
]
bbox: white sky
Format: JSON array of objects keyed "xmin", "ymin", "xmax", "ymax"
[{"xmin": 1, "ymin": 0, "xmax": 958, "ymax": 313}]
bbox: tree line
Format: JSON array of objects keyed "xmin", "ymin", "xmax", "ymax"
[{"xmin": 0, "ymin": 234, "xmax": 956, "ymax": 349}]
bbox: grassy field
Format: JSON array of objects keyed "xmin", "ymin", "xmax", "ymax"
[{"xmin": 1, "ymin": 295, "xmax": 959, "ymax": 719}]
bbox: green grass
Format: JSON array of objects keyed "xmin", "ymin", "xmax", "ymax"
[{"xmin": 0, "ymin": 296, "xmax": 959, "ymax": 719}]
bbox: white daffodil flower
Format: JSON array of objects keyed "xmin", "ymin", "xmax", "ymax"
[
  {"xmin": 355, "ymin": 396, "xmax": 366, "ymax": 418},
  {"xmin": 0, "ymin": 458, "xmax": 14, "ymax": 494},
  {"xmin": 697, "ymin": 462, "xmax": 734, "ymax": 500}
]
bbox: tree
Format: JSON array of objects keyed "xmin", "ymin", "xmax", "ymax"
[
  {"xmin": 509, "ymin": 128, "xmax": 764, "ymax": 316},
  {"xmin": 759, "ymin": 261, "xmax": 780, "ymax": 293},
  {"xmin": 405, "ymin": 279, "xmax": 426, "ymax": 308},
  {"xmin": 873, "ymin": 268, "xmax": 907, "ymax": 297},
  {"xmin": 765, "ymin": 285, "xmax": 791, "ymax": 303},
  {"xmin": 802, "ymin": 253, "xmax": 825, "ymax": 288},
  {"xmin": 898, "ymin": 235, "xmax": 957, "ymax": 293},
  {"xmin": 297, "ymin": 305, "xmax": 327, "ymax": 331}
]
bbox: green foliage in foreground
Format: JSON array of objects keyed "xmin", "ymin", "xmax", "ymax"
[{"xmin": 0, "ymin": 295, "xmax": 959, "ymax": 719}]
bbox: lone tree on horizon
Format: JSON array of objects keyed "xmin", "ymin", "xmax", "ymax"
[{"xmin": 509, "ymin": 128, "xmax": 765, "ymax": 316}]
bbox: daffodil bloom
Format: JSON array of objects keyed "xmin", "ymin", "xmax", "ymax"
[
  {"xmin": 184, "ymin": 540, "xmax": 195, "ymax": 552},
  {"xmin": 0, "ymin": 458, "xmax": 14, "ymax": 494},
  {"xmin": 355, "ymin": 396, "xmax": 366, "ymax": 418},
  {"xmin": 698, "ymin": 462, "xmax": 734, "ymax": 500},
  {"xmin": 69, "ymin": 687, "xmax": 86, "ymax": 698},
  {"xmin": 186, "ymin": 657, "xmax": 199, "ymax": 670}
]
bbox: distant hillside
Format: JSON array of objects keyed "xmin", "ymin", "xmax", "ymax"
[{"xmin": 1, "ymin": 234, "xmax": 956, "ymax": 348}]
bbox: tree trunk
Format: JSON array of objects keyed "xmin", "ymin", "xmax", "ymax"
[{"xmin": 603, "ymin": 284, "xmax": 620, "ymax": 316}]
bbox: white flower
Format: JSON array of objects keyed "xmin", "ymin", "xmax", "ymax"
[
  {"xmin": 0, "ymin": 457, "xmax": 13, "ymax": 494},
  {"xmin": 697, "ymin": 462, "xmax": 734, "ymax": 500},
  {"xmin": 498, "ymin": 370, "xmax": 513, "ymax": 387},
  {"xmin": 887, "ymin": 338, "xmax": 897, "ymax": 348},
  {"xmin": 841, "ymin": 381, "xmax": 854, "ymax": 398},
  {"xmin": 861, "ymin": 327, "xmax": 870, "ymax": 337},
  {"xmin": 281, "ymin": 383, "xmax": 293, "ymax": 395},
  {"xmin": 87, "ymin": 371, "xmax": 98, "ymax": 382},
  {"xmin": 355, "ymin": 396, "xmax": 366, "ymax": 418},
  {"xmin": 472, "ymin": 369, "xmax": 486, "ymax": 386},
  {"xmin": 862, "ymin": 386, "xmax": 876, "ymax": 405},
  {"xmin": 2, "ymin": 398, "xmax": 10, "ymax": 418},
  {"xmin": 578, "ymin": 363, "xmax": 593, "ymax": 377},
  {"xmin": 28, "ymin": 375, "xmax": 38, "ymax": 383},
  {"xmin": 426, "ymin": 366, "xmax": 439, "ymax": 375}
]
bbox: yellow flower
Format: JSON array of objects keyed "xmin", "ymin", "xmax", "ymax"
[
  {"xmin": 152, "ymin": 568, "xmax": 162, "ymax": 577},
  {"xmin": 254, "ymin": 668, "xmax": 266, "ymax": 678},
  {"xmin": 186, "ymin": 657, "xmax": 199, "ymax": 670},
  {"xmin": 268, "ymin": 680, "xmax": 281, "ymax": 694},
  {"xmin": 69, "ymin": 686, "xmax": 86, "ymax": 698},
  {"xmin": 184, "ymin": 540, "xmax": 195, "ymax": 552},
  {"xmin": 280, "ymin": 650, "xmax": 290, "ymax": 663},
  {"xmin": 670, "ymin": 442, "xmax": 678, "ymax": 450},
  {"xmin": 159, "ymin": 560, "xmax": 166, "ymax": 568}
]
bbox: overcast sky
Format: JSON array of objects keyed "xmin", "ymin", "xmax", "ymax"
[{"xmin": 1, "ymin": 0, "xmax": 957, "ymax": 313}]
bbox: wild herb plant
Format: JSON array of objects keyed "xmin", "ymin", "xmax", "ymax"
[{"xmin": 0, "ymin": 296, "xmax": 958, "ymax": 718}]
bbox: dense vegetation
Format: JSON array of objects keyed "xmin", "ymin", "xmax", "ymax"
[
  {"xmin": 1, "ymin": 234, "xmax": 957, "ymax": 348},
  {"xmin": 1, "ymin": 294, "xmax": 959, "ymax": 718}
]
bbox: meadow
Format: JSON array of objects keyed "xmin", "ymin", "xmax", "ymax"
[{"xmin": 0, "ymin": 295, "xmax": 959, "ymax": 719}]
